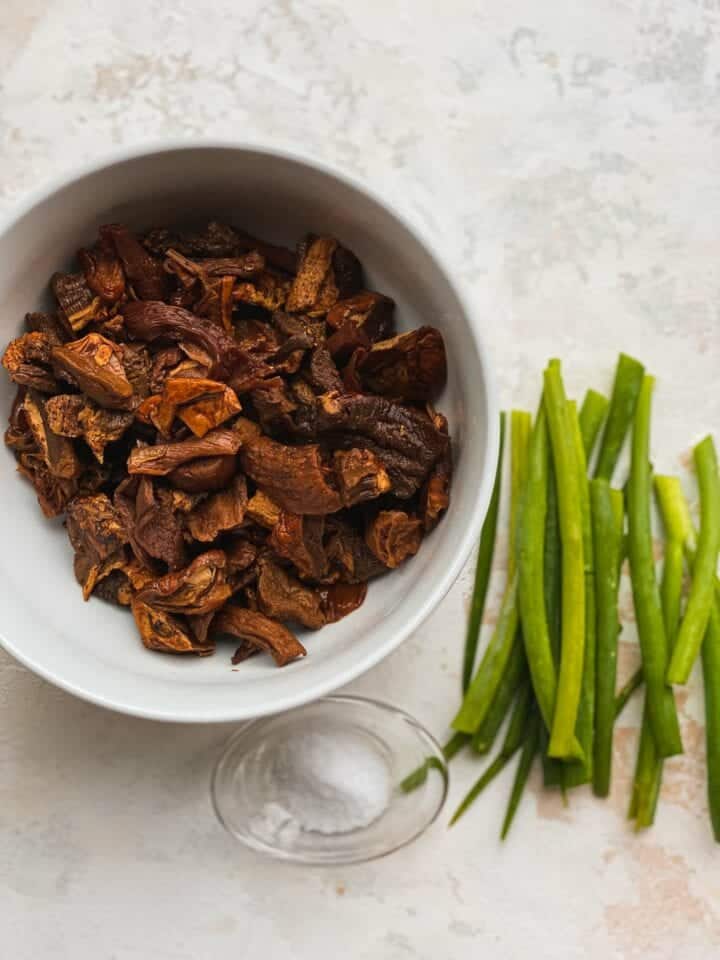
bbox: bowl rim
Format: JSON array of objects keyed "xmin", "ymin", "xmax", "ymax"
[{"xmin": 0, "ymin": 140, "xmax": 499, "ymax": 722}]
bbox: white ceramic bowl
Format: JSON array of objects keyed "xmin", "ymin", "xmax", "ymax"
[{"xmin": 0, "ymin": 143, "xmax": 497, "ymax": 722}]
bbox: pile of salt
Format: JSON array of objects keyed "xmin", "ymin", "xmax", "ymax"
[{"xmin": 257, "ymin": 728, "xmax": 391, "ymax": 838}]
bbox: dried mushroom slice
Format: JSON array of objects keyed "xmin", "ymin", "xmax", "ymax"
[
  {"xmin": 268, "ymin": 512, "xmax": 326, "ymax": 581},
  {"xmin": 321, "ymin": 581, "xmax": 368, "ymax": 623},
  {"xmin": 52, "ymin": 333, "xmax": 134, "ymax": 409},
  {"xmin": 127, "ymin": 426, "xmax": 242, "ymax": 476},
  {"xmin": 103, "ymin": 224, "xmax": 168, "ymax": 301},
  {"xmin": 45, "ymin": 394, "xmax": 132, "ymax": 463},
  {"xmin": 135, "ymin": 550, "xmax": 231, "ymax": 616},
  {"xmin": 333, "ymin": 448, "xmax": 391, "ymax": 507},
  {"xmin": 115, "ymin": 475, "xmax": 186, "ymax": 571},
  {"xmin": 326, "ymin": 292, "xmax": 395, "ymax": 361},
  {"xmin": 256, "ymin": 558, "xmax": 325, "ymax": 630},
  {"xmin": 419, "ymin": 410, "xmax": 451, "ymax": 531},
  {"xmin": 315, "ymin": 393, "xmax": 446, "ymax": 498},
  {"xmin": 286, "ymin": 236, "xmax": 362, "ymax": 316},
  {"xmin": 212, "ymin": 605, "xmax": 307, "ymax": 667},
  {"xmin": 122, "ymin": 300, "xmax": 268, "ymax": 389},
  {"xmin": 16, "ymin": 450, "xmax": 78, "ymax": 517},
  {"xmin": 357, "ymin": 326, "xmax": 447, "ymax": 403},
  {"xmin": 132, "ymin": 596, "xmax": 214, "ymax": 656},
  {"xmin": 25, "ymin": 311, "xmax": 72, "ymax": 346},
  {"xmin": 78, "ymin": 238, "xmax": 126, "ymax": 304},
  {"xmin": 44, "ymin": 394, "xmax": 84, "ymax": 437},
  {"xmin": 138, "ymin": 377, "xmax": 241, "ymax": 439},
  {"xmin": 365, "ymin": 510, "xmax": 423, "ymax": 569},
  {"xmin": 233, "ymin": 271, "xmax": 291, "ymax": 313},
  {"xmin": 2, "ymin": 332, "xmax": 58, "ymax": 393},
  {"xmin": 323, "ymin": 517, "xmax": 386, "ymax": 583},
  {"xmin": 168, "ymin": 455, "xmax": 237, "ymax": 494},
  {"xmin": 51, "ymin": 272, "xmax": 103, "ymax": 333},
  {"xmin": 185, "ymin": 475, "xmax": 248, "ymax": 543},
  {"xmin": 66, "ymin": 494, "xmax": 128, "ymax": 599},
  {"xmin": 245, "ymin": 490, "xmax": 282, "ymax": 529},
  {"xmin": 22, "ymin": 389, "xmax": 80, "ymax": 479},
  {"xmin": 240, "ymin": 435, "xmax": 342, "ymax": 515}
]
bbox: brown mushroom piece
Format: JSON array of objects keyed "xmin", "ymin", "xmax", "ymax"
[
  {"xmin": 357, "ymin": 326, "xmax": 447, "ymax": 404},
  {"xmin": 45, "ymin": 394, "xmax": 133, "ymax": 463},
  {"xmin": 132, "ymin": 596, "xmax": 214, "ymax": 656},
  {"xmin": 127, "ymin": 425, "xmax": 243, "ymax": 476},
  {"xmin": 323, "ymin": 517, "xmax": 387, "ymax": 583},
  {"xmin": 22, "ymin": 389, "xmax": 81, "ymax": 479},
  {"xmin": 2, "ymin": 332, "xmax": 58, "ymax": 393},
  {"xmin": 212, "ymin": 605, "xmax": 306, "ymax": 667},
  {"xmin": 268, "ymin": 512, "xmax": 326, "ymax": 581},
  {"xmin": 168, "ymin": 454, "xmax": 237, "ymax": 494},
  {"xmin": 52, "ymin": 333, "xmax": 135, "ymax": 409},
  {"xmin": 333, "ymin": 448, "xmax": 391, "ymax": 507},
  {"xmin": 135, "ymin": 549, "xmax": 231, "ymax": 616},
  {"xmin": 314, "ymin": 392, "xmax": 446, "ymax": 498},
  {"xmin": 138, "ymin": 377, "xmax": 241, "ymax": 439},
  {"xmin": 103, "ymin": 224, "xmax": 168, "ymax": 301},
  {"xmin": 286, "ymin": 235, "xmax": 362, "ymax": 316},
  {"xmin": 78, "ymin": 238, "xmax": 126, "ymax": 304},
  {"xmin": 16, "ymin": 451, "xmax": 78, "ymax": 518},
  {"xmin": 185, "ymin": 475, "xmax": 248, "ymax": 543},
  {"xmin": 419, "ymin": 410, "xmax": 452, "ymax": 531},
  {"xmin": 66, "ymin": 494, "xmax": 129, "ymax": 599},
  {"xmin": 240, "ymin": 435, "xmax": 342, "ymax": 515},
  {"xmin": 321, "ymin": 582, "xmax": 368, "ymax": 623},
  {"xmin": 25, "ymin": 311, "xmax": 72, "ymax": 345},
  {"xmin": 51, "ymin": 272, "xmax": 102, "ymax": 333},
  {"xmin": 366, "ymin": 510, "xmax": 423, "ymax": 569},
  {"xmin": 233, "ymin": 271, "xmax": 291, "ymax": 313},
  {"xmin": 114, "ymin": 475, "xmax": 186, "ymax": 571},
  {"xmin": 122, "ymin": 300, "xmax": 269, "ymax": 390},
  {"xmin": 326, "ymin": 291, "xmax": 395, "ymax": 361},
  {"xmin": 256, "ymin": 558, "xmax": 326, "ymax": 630},
  {"xmin": 245, "ymin": 490, "xmax": 282, "ymax": 529}
]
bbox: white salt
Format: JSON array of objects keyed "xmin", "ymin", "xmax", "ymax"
[{"xmin": 258, "ymin": 728, "xmax": 391, "ymax": 837}]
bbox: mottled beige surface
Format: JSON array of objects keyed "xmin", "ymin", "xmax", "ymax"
[{"xmin": 1, "ymin": 2, "xmax": 719, "ymax": 958}]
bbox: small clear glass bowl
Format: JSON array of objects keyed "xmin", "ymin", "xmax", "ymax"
[{"xmin": 211, "ymin": 695, "xmax": 448, "ymax": 865}]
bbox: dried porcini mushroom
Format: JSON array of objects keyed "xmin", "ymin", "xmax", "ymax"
[
  {"xmin": 286, "ymin": 236, "xmax": 362, "ymax": 316},
  {"xmin": 241, "ymin": 436, "xmax": 342, "ymax": 515},
  {"xmin": 357, "ymin": 327, "xmax": 447, "ymax": 403},
  {"xmin": 114, "ymin": 475, "xmax": 186, "ymax": 571},
  {"xmin": 103, "ymin": 224, "xmax": 168, "ymax": 301},
  {"xmin": 138, "ymin": 377, "xmax": 241, "ymax": 438},
  {"xmin": 419, "ymin": 410, "xmax": 452, "ymax": 531},
  {"xmin": 52, "ymin": 333, "xmax": 134, "ymax": 409},
  {"xmin": 66, "ymin": 494, "xmax": 128, "ymax": 599},
  {"xmin": 78, "ymin": 239, "xmax": 126, "ymax": 304},
  {"xmin": 51, "ymin": 272, "xmax": 103, "ymax": 333},
  {"xmin": 168, "ymin": 454, "xmax": 237, "ymax": 493},
  {"xmin": 22, "ymin": 389, "xmax": 81, "ymax": 480},
  {"xmin": 366, "ymin": 510, "xmax": 423, "ymax": 569},
  {"xmin": 45, "ymin": 394, "xmax": 133, "ymax": 463},
  {"xmin": 314, "ymin": 392, "xmax": 446, "ymax": 498},
  {"xmin": 245, "ymin": 490, "xmax": 282, "ymax": 528},
  {"xmin": 213, "ymin": 604, "xmax": 306, "ymax": 666},
  {"xmin": 127, "ymin": 425, "xmax": 242, "ymax": 476},
  {"xmin": 2, "ymin": 332, "xmax": 58, "ymax": 393},
  {"xmin": 135, "ymin": 550, "xmax": 231, "ymax": 616},
  {"xmin": 132, "ymin": 596, "xmax": 214, "ymax": 656},
  {"xmin": 333, "ymin": 448, "xmax": 391, "ymax": 507},
  {"xmin": 185, "ymin": 475, "xmax": 248, "ymax": 542},
  {"xmin": 2, "ymin": 218, "xmax": 451, "ymax": 670},
  {"xmin": 256, "ymin": 558, "xmax": 325, "ymax": 630},
  {"xmin": 268, "ymin": 512, "xmax": 326, "ymax": 581}
]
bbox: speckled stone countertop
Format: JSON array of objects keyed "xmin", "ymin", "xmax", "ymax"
[{"xmin": 2, "ymin": 2, "xmax": 719, "ymax": 958}]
